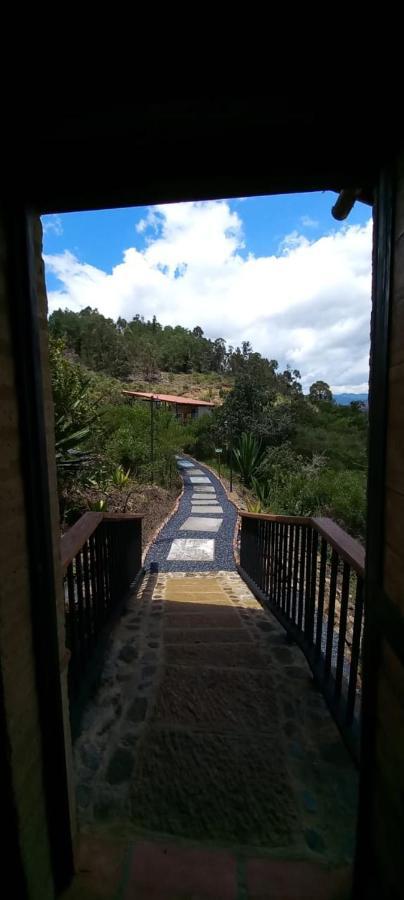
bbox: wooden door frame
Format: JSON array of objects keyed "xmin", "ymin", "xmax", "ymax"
[
  {"xmin": 6, "ymin": 164, "xmax": 395, "ymax": 894},
  {"xmin": 353, "ymin": 166, "xmax": 394, "ymax": 894},
  {"xmin": 6, "ymin": 206, "xmax": 75, "ymax": 893}
]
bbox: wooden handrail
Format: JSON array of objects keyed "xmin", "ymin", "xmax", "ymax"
[
  {"xmin": 103, "ymin": 514, "xmax": 144, "ymax": 522},
  {"xmin": 61, "ymin": 512, "xmax": 103, "ymax": 573},
  {"xmin": 239, "ymin": 511, "xmax": 312, "ymax": 525},
  {"xmin": 312, "ymin": 517, "xmax": 365, "ymax": 576},
  {"xmin": 60, "ymin": 511, "xmax": 144, "ymax": 573},
  {"xmin": 238, "ymin": 510, "xmax": 365, "ymax": 577}
]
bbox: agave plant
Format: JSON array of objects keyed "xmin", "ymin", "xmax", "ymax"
[
  {"xmin": 233, "ymin": 433, "xmax": 264, "ymax": 486},
  {"xmin": 251, "ymin": 476, "xmax": 272, "ymax": 511},
  {"xmin": 111, "ymin": 465, "xmax": 131, "ymax": 488},
  {"xmin": 246, "ymin": 498, "xmax": 264, "ymax": 514},
  {"xmin": 54, "ymin": 410, "xmax": 92, "ymax": 474}
]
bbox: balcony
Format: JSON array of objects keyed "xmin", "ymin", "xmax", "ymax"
[{"xmin": 62, "ymin": 506, "xmax": 362, "ymax": 899}]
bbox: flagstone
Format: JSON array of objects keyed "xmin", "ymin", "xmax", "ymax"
[
  {"xmin": 180, "ymin": 517, "xmax": 223, "ymax": 533},
  {"xmin": 191, "ymin": 506, "xmax": 223, "ymax": 515},
  {"xmin": 167, "ymin": 539, "xmax": 215, "ymax": 561}
]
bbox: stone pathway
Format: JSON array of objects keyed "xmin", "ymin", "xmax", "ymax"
[
  {"xmin": 145, "ymin": 456, "xmax": 237, "ymax": 572},
  {"xmin": 70, "ymin": 458, "xmax": 358, "ymax": 898}
]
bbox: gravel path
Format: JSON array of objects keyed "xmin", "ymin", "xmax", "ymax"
[{"xmin": 144, "ymin": 456, "xmax": 238, "ymax": 573}]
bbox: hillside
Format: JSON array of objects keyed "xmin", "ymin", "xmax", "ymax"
[
  {"xmin": 124, "ymin": 371, "xmax": 233, "ymax": 405},
  {"xmin": 334, "ymin": 393, "xmax": 368, "ymax": 406}
]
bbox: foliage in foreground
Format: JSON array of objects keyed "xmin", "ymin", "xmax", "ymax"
[
  {"xmin": 254, "ymin": 445, "xmax": 366, "ymax": 536},
  {"xmin": 49, "ymin": 337, "xmax": 185, "ymax": 524},
  {"xmin": 49, "ymin": 331, "xmax": 367, "ymax": 538},
  {"xmin": 185, "ymin": 371, "xmax": 368, "ymax": 538}
]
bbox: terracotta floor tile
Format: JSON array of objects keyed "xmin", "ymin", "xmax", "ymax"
[
  {"xmin": 125, "ymin": 841, "xmax": 237, "ymax": 899},
  {"xmin": 61, "ymin": 835, "xmax": 127, "ymax": 899},
  {"xmin": 246, "ymin": 858, "xmax": 352, "ymax": 900}
]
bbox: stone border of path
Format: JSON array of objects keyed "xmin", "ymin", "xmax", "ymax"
[
  {"xmin": 180, "ymin": 454, "xmax": 241, "ymax": 565},
  {"xmin": 141, "ymin": 479, "xmax": 185, "ymax": 566}
]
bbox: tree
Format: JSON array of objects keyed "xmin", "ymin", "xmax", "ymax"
[{"xmin": 309, "ymin": 380, "xmax": 333, "ymax": 403}]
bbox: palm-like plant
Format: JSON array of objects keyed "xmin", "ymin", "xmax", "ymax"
[
  {"xmin": 233, "ymin": 432, "xmax": 264, "ymax": 486},
  {"xmin": 54, "ymin": 400, "xmax": 92, "ymax": 474},
  {"xmin": 251, "ymin": 475, "xmax": 272, "ymax": 511}
]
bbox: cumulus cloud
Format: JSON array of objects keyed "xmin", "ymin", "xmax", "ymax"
[{"xmin": 44, "ymin": 200, "xmax": 372, "ymax": 393}]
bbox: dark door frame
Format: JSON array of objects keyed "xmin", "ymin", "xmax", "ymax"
[
  {"xmin": 353, "ymin": 169, "xmax": 394, "ymax": 893},
  {"xmin": 6, "ymin": 162, "xmax": 394, "ymax": 893},
  {"xmin": 6, "ymin": 207, "xmax": 75, "ymax": 893}
]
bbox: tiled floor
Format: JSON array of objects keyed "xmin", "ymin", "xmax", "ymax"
[
  {"xmin": 63, "ymin": 835, "xmax": 352, "ymax": 899},
  {"xmin": 73, "ymin": 572, "xmax": 357, "ymax": 868}
]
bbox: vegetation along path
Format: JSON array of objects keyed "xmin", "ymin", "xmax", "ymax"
[{"xmin": 72, "ymin": 458, "xmax": 358, "ymax": 898}]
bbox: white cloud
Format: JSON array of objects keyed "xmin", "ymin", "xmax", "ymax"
[
  {"xmin": 44, "ymin": 201, "xmax": 372, "ymax": 392},
  {"xmin": 42, "ymin": 214, "xmax": 63, "ymax": 236},
  {"xmin": 300, "ymin": 215, "xmax": 319, "ymax": 228}
]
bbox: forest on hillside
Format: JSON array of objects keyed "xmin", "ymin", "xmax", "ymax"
[
  {"xmin": 49, "ymin": 308, "xmax": 368, "ymax": 539},
  {"xmin": 49, "ymin": 307, "xmax": 283, "ymax": 381}
]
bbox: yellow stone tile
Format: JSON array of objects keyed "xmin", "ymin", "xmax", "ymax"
[
  {"xmin": 166, "ymin": 577, "xmax": 223, "ymax": 587},
  {"xmin": 164, "ymin": 586, "xmax": 228, "ymax": 596},
  {"xmin": 164, "ymin": 593, "xmax": 232, "ymax": 606}
]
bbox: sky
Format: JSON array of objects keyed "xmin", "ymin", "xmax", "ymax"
[{"xmin": 42, "ymin": 191, "xmax": 372, "ymax": 394}]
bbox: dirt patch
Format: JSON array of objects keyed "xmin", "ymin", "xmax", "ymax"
[{"xmin": 62, "ymin": 482, "xmax": 180, "ymax": 550}]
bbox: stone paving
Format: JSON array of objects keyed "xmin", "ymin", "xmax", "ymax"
[
  {"xmin": 69, "ymin": 456, "xmax": 358, "ymax": 898},
  {"xmin": 144, "ymin": 456, "xmax": 237, "ymax": 572},
  {"xmin": 74, "ymin": 573, "xmax": 357, "ymax": 868}
]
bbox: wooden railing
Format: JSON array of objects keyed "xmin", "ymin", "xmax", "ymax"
[
  {"xmin": 238, "ymin": 512, "xmax": 365, "ymax": 761},
  {"xmin": 61, "ymin": 512, "xmax": 143, "ymax": 718}
]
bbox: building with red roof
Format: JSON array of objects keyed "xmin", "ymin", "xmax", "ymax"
[{"xmin": 122, "ymin": 389, "xmax": 215, "ymax": 423}]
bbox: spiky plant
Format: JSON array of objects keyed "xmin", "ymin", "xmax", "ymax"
[{"xmin": 233, "ymin": 432, "xmax": 264, "ymax": 486}]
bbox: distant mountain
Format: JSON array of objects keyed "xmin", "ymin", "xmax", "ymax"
[{"xmin": 333, "ymin": 393, "xmax": 368, "ymax": 406}]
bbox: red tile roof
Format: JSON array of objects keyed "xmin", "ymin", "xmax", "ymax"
[{"xmin": 122, "ymin": 390, "xmax": 215, "ymax": 407}]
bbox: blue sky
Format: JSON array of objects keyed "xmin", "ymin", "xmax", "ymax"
[{"xmin": 42, "ymin": 192, "xmax": 372, "ymax": 393}]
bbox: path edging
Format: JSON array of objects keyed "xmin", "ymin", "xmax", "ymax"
[{"xmin": 141, "ymin": 482, "xmax": 184, "ymax": 565}]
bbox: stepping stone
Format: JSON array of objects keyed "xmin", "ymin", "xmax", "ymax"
[
  {"xmin": 167, "ymin": 539, "xmax": 215, "ymax": 561},
  {"xmin": 192, "ymin": 498, "xmax": 218, "ymax": 504},
  {"xmin": 186, "ymin": 469, "xmax": 205, "ymax": 475},
  {"xmin": 177, "ymin": 460, "xmax": 194, "ymax": 467},
  {"xmin": 180, "ymin": 517, "xmax": 223, "ymax": 532},
  {"xmin": 191, "ymin": 506, "xmax": 223, "ymax": 514},
  {"xmin": 191, "ymin": 485, "xmax": 215, "ymax": 493},
  {"xmin": 190, "ymin": 477, "xmax": 211, "ymax": 484}
]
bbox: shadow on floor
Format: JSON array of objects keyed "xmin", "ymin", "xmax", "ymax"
[{"xmin": 68, "ymin": 571, "xmax": 358, "ymax": 898}]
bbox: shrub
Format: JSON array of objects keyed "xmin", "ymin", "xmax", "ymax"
[{"xmin": 233, "ymin": 433, "xmax": 264, "ymax": 486}]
